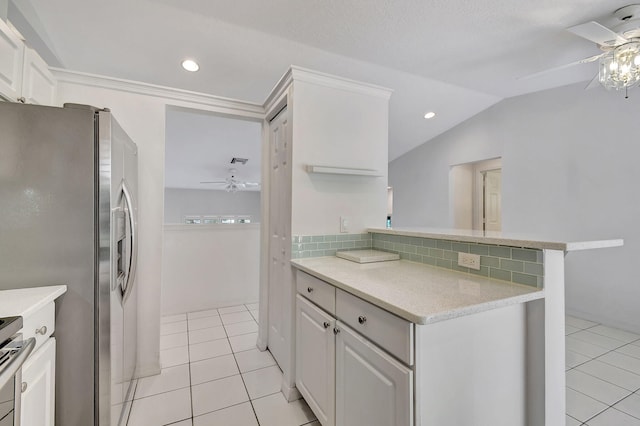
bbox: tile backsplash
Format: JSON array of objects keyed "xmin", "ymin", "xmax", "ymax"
[
  {"xmin": 291, "ymin": 232, "xmax": 544, "ymax": 288},
  {"xmin": 291, "ymin": 233, "xmax": 371, "ymax": 259},
  {"xmin": 371, "ymin": 232, "xmax": 543, "ymax": 288}
]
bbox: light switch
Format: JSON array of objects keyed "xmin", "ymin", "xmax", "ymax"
[{"xmin": 340, "ymin": 216, "xmax": 349, "ymax": 233}]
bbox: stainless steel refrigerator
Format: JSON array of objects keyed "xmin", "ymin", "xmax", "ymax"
[{"xmin": 0, "ymin": 102, "xmax": 139, "ymax": 426}]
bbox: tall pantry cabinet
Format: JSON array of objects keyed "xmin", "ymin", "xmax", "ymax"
[{"xmin": 258, "ymin": 66, "xmax": 392, "ymax": 400}]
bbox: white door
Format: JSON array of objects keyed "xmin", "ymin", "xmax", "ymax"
[
  {"xmin": 21, "ymin": 338, "xmax": 56, "ymax": 426},
  {"xmin": 267, "ymin": 107, "xmax": 291, "ymax": 367},
  {"xmin": 335, "ymin": 322, "xmax": 413, "ymax": 426},
  {"xmin": 484, "ymin": 169, "xmax": 502, "ymax": 232},
  {"xmin": 296, "ymin": 295, "xmax": 336, "ymax": 426}
]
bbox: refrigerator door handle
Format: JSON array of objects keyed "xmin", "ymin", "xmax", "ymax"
[{"xmin": 121, "ymin": 180, "xmax": 138, "ymax": 303}]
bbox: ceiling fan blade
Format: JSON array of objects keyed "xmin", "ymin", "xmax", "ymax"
[
  {"xmin": 567, "ymin": 21, "xmax": 628, "ymax": 46},
  {"xmin": 199, "ymin": 180, "xmax": 227, "ymax": 184},
  {"xmin": 585, "ymin": 73, "xmax": 601, "ymax": 90},
  {"xmin": 518, "ymin": 53, "xmax": 605, "ymax": 80},
  {"xmin": 244, "ymin": 182, "xmax": 260, "ymax": 186}
]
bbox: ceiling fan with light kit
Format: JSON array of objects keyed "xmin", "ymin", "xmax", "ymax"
[
  {"xmin": 200, "ymin": 164, "xmax": 260, "ymax": 193},
  {"xmin": 526, "ymin": 4, "xmax": 640, "ymax": 97}
]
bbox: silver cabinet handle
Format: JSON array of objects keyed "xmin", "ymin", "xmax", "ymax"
[
  {"xmin": 35, "ymin": 325, "xmax": 48, "ymax": 335},
  {"xmin": 358, "ymin": 316, "xmax": 367, "ymax": 324},
  {"xmin": 323, "ymin": 322, "xmax": 330, "ymax": 329},
  {"xmin": 307, "ymin": 287, "xmax": 313, "ymax": 293},
  {"xmin": 333, "ymin": 327, "xmax": 340, "ymax": 335},
  {"xmin": 21, "ymin": 382, "xmax": 27, "ymax": 393}
]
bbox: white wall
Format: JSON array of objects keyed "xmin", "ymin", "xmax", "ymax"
[
  {"xmin": 162, "ymin": 224, "xmax": 260, "ymax": 314},
  {"xmin": 449, "ymin": 163, "xmax": 473, "ymax": 229},
  {"xmin": 55, "ymin": 70, "xmax": 263, "ymax": 376},
  {"xmin": 291, "ymin": 79, "xmax": 390, "ymax": 235},
  {"xmin": 390, "ymin": 82, "xmax": 640, "ymax": 333},
  {"xmin": 164, "ymin": 188, "xmax": 260, "ymax": 224}
]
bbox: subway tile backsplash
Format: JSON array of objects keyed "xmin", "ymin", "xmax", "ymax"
[
  {"xmin": 291, "ymin": 232, "xmax": 544, "ymax": 288},
  {"xmin": 370, "ymin": 232, "xmax": 544, "ymax": 288},
  {"xmin": 291, "ymin": 233, "xmax": 371, "ymax": 259}
]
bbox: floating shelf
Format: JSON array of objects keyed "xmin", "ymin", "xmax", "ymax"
[{"xmin": 305, "ymin": 165, "xmax": 383, "ymax": 177}]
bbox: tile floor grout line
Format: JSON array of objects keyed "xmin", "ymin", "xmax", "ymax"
[
  {"xmin": 229, "ymin": 326, "xmax": 261, "ymax": 426},
  {"xmin": 566, "ymin": 318, "xmax": 640, "ymax": 426}
]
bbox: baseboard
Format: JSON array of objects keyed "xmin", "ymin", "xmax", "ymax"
[
  {"xmin": 136, "ymin": 361, "xmax": 161, "ymax": 379},
  {"xmin": 281, "ymin": 380, "xmax": 301, "ymax": 402}
]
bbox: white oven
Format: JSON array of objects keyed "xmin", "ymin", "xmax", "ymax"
[{"xmin": 0, "ymin": 317, "xmax": 35, "ymax": 426}]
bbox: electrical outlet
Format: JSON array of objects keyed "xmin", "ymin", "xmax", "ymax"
[{"xmin": 458, "ymin": 252, "xmax": 481, "ymax": 270}]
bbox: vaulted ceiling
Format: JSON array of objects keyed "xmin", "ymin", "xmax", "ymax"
[{"xmin": 11, "ymin": 0, "xmax": 631, "ymax": 166}]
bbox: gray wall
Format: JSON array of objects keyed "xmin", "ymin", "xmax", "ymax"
[
  {"xmin": 164, "ymin": 188, "xmax": 261, "ymax": 224},
  {"xmin": 389, "ymin": 82, "xmax": 640, "ymax": 333}
]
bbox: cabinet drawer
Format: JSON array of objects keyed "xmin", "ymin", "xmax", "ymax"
[
  {"xmin": 22, "ymin": 302, "xmax": 55, "ymax": 352},
  {"xmin": 336, "ymin": 289, "xmax": 413, "ymax": 365},
  {"xmin": 296, "ymin": 271, "xmax": 336, "ymax": 315}
]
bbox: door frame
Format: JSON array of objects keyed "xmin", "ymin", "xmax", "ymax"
[{"xmin": 472, "ymin": 158, "xmax": 502, "ymax": 231}]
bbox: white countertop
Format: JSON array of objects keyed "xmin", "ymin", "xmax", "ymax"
[
  {"xmin": 291, "ymin": 257, "xmax": 543, "ymax": 325},
  {"xmin": 369, "ymin": 227, "xmax": 624, "ymax": 252},
  {"xmin": 0, "ymin": 285, "xmax": 67, "ymax": 318}
]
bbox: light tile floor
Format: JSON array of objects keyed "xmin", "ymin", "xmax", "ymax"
[
  {"xmin": 126, "ymin": 303, "xmax": 318, "ymax": 426},
  {"xmin": 565, "ymin": 315, "xmax": 640, "ymax": 426},
  {"xmin": 127, "ymin": 307, "xmax": 640, "ymax": 425}
]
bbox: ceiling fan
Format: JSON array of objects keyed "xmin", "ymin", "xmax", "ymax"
[
  {"xmin": 200, "ymin": 168, "xmax": 260, "ymax": 192},
  {"xmin": 525, "ymin": 4, "xmax": 640, "ymax": 95}
]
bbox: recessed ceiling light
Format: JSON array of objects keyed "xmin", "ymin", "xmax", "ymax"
[
  {"xmin": 424, "ymin": 111, "xmax": 436, "ymax": 119},
  {"xmin": 181, "ymin": 59, "xmax": 200, "ymax": 72}
]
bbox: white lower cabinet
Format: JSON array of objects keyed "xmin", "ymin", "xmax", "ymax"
[
  {"xmin": 296, "ymin": 289, "xmax": 413, "ymax": 426},
  {"xmin": 296, "ymin": 295, "xmax": 336, "ymax": 426},
  {"xmin": 335, "ymin": 322, "xmax": 412, "ymax": 426},
  {"xmin": 21, "ymin": 337, "xmax": 56, "ymax": 426}
]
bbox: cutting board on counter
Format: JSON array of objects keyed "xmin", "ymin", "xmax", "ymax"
[{"xmin": 336, "ymin": 249, "xmax": 400, "ymax": 264}]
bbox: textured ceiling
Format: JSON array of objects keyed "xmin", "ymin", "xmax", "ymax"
[{"xmin": 13, "ymin": 0, "xmax": 632, "ymax": 167}]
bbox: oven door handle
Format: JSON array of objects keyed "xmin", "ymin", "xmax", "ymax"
[{"xmin": 0, "ymin": 337, "xmax": 36, "ymax": 390}]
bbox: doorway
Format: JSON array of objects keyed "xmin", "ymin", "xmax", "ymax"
[
  {"xmin": 161, "ymin": 106, "xmax": 263, "ymax": 315},
  {"xmin": 450, "ymin": 158, "xmax": 502, "ymax": 231}
]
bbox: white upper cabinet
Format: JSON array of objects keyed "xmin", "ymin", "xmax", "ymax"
[
  {"xmin": 21, "ymin": 47, "xmax": 57, "ymax": 105},
  {"xmin": 0, "ymin": 19, "xmax": 56, "ymax": 105},
  {"xmin": 0, "ymin": 18, "xmax": 25, "ymax": 102}
]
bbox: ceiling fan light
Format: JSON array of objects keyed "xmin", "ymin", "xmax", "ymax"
[{"xmin": 599, "ymin": 41, "xmax": 640, "ymax": 91}]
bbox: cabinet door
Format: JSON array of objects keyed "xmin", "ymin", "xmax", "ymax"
[
  {"xmin": 296, "ymin": 295, "xmax": 335, "ymax": 426},
  {"xmin": 0, "ymin": 19, "xmax": 25, "ymax": 102},
  {"xmin": 335, "ymin": 322, "xmax": 412, "ymax": 426},
  {"xmin": 21, "ymin": 337, "xmax": 56, "ymax": 426},
  {"xmin": 21, "ymin": 48, "xmax": 57, "ymax": 106}
]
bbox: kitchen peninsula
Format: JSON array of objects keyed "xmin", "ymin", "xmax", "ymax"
[{"xmin": 291, "ymin": 228, "xmax": 623, "ymax": 426}]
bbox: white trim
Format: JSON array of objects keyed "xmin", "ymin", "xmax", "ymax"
[
  {"xmin": 50, "ymin": 67, "xmax": 265, "ymax": 118},
  {"xmin": 289, "ymin": 65, "xmax": 393, "ymax": 100},
  {"xmin": 263, "ymin": 68, "xmax": 293, "ymax": 115},
  {"xmin": 263, "ymin": 66, "xmax": 393, "ymax": 111}
]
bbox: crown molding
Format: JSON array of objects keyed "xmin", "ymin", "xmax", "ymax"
[
  {"xmin": 50, "ymin": 68, "xmax": 265, "ymax": 118},
  {"xmin": 289, "ymin": 65, "xmax": 393, "ymax": 100},
  {"xmin": 262, "ymin": 65, "xmax": 393, "ymax": 114}
]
